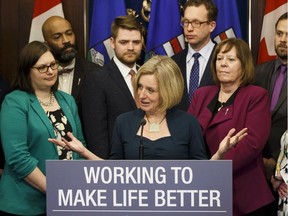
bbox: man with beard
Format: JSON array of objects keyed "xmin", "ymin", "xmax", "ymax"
[
  {"xmin": 172, "ymin": 0, "xmax": 218, "ymax": 111},
  {"xmin": 81, "ymin": 15, "xmax": 143, "ymax": 159},
  {"xmin": 42, "ymin": 16, "xmax": 100, "ymax": 113},
  {"xmin": 255, "ymin": 12, "xmax": 287, "ymax": 215}
]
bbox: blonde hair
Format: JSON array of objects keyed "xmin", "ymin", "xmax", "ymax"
[{"xmin": 134, "ymin": 56, "xmax": 184, "ymax": 113}]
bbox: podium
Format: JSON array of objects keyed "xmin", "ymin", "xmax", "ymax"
[{"xmin": 46, "ymin": 160, "xmax": 232, "ymax": 216}]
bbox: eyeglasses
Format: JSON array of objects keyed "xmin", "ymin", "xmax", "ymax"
[
  {"xmin": 180, "ymin": 19, "xmax": 209, "ymax": 28},
  {"xmin": 32, "ymin": 61, "xmax": 59, "ymax": 73}
]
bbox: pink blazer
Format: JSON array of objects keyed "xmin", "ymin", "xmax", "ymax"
[{"xmin": 188, "ymin": 85, "xmax": 274, "ymax": 215}]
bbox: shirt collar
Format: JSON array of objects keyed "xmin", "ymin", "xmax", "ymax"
[
  {"xmin": 274, "ymin": 58, "xmax": 287, "ymax": 72},
  {"xmin": 187, "ymin": 40, "xmax": 215, "ymax": 63},
  {"xmin": 58, "ymin": 58, "xmax": 76, "ymax": 71},
  {"xmin": 113, "ymin": 55, "xmax": 137, "ymax": 77}
]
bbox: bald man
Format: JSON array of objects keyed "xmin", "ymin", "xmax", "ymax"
[{"xmin": 42, "ymin": 16, "xmax": 100, "ymax": 115}]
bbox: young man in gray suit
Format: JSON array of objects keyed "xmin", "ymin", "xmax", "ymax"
[
  {"xmin": 81, "ymin": 15, "xmax": 143, "ymax": 159},
  {"xmin": 255, "ymin": 12, "xmax": 287, "ymax": 215},
  {"xmin": 172, "ymin": 0, "xmax": 218, "ymax": 111}
]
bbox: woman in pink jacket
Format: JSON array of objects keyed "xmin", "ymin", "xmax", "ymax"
[{"xmin": 188, "ymin": 38, "xmax": 274, "ymax": 215}]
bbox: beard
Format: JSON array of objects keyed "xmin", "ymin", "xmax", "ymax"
[
  {"xmin": 51, "ymin": 43, "xmax": 79, "ymax": 63},
  {"xmin": 116, "ymin": 51, "xmax": 140, "ymax": 67},
  {"xmin": 275, "ymin": 43, "xmax": 287, "ymax": 61}
]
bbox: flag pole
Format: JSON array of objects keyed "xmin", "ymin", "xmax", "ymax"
[{"xmin": 248, "ymin": 0, "xmax": 252, "ymax": 49}]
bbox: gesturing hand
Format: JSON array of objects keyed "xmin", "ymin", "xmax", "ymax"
[
  {"xmin": 48, "ymin": 132, "xmax": 85, "ymax": 155},
  {"xmin": 212, "ymin": 128, "xmax": 248, "ymax": 160}
]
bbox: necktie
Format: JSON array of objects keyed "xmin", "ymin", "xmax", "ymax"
[
  {"xmin": 129, "ymin": 69, "xmax": 136, "ymax": 85},
  {"xmin": 189, "ymin": 53, "xmax": 201, "ymax": 103},
  {"xmin": 129, "ymin": 69, "xmax": 139, "ymax": 107},
  {"xmin": 270, "ymin": 64, "xmax": 287, "ymax": 110},
  {"xmin": 58, "ymin": 68, "xmax": 74, "ymax": 75}
]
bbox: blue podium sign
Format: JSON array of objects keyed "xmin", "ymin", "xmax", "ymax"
[{"xmin": 46, "ymin": 160, "xmax": 232, "ymax": 216}]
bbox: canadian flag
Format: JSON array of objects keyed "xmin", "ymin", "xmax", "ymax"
[
  {"xmin": 29, "ymin": 0, "xmax": 64, "ymax": 42},
  {"xmin": 257, "ymin": 0, "xmax": 287, "ymax": 64}
]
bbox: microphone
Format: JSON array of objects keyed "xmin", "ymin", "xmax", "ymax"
[{"xmin": 139, "ymin": 119, "xmax": 146, "ymax": 160}]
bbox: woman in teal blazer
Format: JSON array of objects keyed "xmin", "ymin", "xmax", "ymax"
[{"xmin": 0, "ymin": 41, "xmax": 86, "ymax": 215}]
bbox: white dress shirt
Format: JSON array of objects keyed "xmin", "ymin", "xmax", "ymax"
[
  {"xmin": 113, "ymin": 56, "xmax": 137, "ymax": 97},
  {"xmin": 58, "ymin": 58, "xmax": 75, "ymax": 95},
  {"xmin": 186, "ymin": 40, "xmax": 215, "ymax": 92}
]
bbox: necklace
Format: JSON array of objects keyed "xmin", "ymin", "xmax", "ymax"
[
  {"xmin": 218, "ymin": 88, "xmax": 238, "ymax": 111},
  {"xmin": 37, "ymin": 92, "xmax": 55, "ymax": 107},
  {"xmin": 218, "ymin": 102, "xmax": 225, "ymax": 111},
  {"xmin": 146, "ymin": 115, "xmax": 166, "ymax": 132}
]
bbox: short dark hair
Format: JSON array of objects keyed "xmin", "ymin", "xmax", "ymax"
[
  {"xmin": 13, "ymin": 41, "xmax": 58, "ymax": 93},
  {"xmin": 211, "ymin": 38, "xmax": 254, "ymax": 86},
  {"xmin": 275, "ymin": 12, "xmax": 288, "ymax": 29},
  {"xmin": 111, "ymin": 15, "xmax": 143, "ymax": 39},
  {"xmin": 184, "ymin": 0, "xmax": 218, "ymax": 22}
]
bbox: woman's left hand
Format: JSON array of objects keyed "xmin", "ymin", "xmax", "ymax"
[
  {"xmin": 214, "ymin": 128, "xmax": 248, "ymax": 159},
  {"xmin": 271, "ymin": 175, "xmax": 283, "ymax": 191},
  {"xmin": 278, "ymin": 181, "xmax": 288, "ymax": 199}
]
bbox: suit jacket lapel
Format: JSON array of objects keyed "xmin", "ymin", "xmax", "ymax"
[
  {"xmin": 209, "ymin": 105, "xmax": 233, "ymax": 127},
  {"xmin": 30, "ymin": 94, "xmax": 55, "ymax": 138},
  {"xmin": 205, "ymin": 93, "xmax": 233, "ymax": 128},
  {"xmin": 55, "ymin": 92, "xmax": 77, "ymax": 133},
  {"xmin": 71, "ymin": 58, "xmax": 82, "ymax": 100},
  {"xmin": 272, "ymin": 78, "xmax": 287, "ymax": 115},
  {"xmin": 108, "ymin": 60, "xmax": 137, "ymax": 108},
  {"xmin": 199, "ymin": 44, "xmax": 216, "ymax": 87}
]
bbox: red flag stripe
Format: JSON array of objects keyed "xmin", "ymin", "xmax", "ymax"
[
  {"xmin": 170, "ymin": 38, "xmax": 182, "ymax": 54},
  {"xmin": 265, "ymin": 0, "xmax": 287, "ymax": 14},
  {"xmin": 257, "ymin": 39, "xmax": 277, "ymax": 63},
  {"xmin": 32, "ymin": 0, "xmax": 62, "ymax": 18},
  {"xmin": 219, "ymin": 32, "xmax": 228, "ymax": 41}
]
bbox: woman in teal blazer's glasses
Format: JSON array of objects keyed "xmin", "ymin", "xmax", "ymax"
[{"xmin": 0, "ymin": 41, "xmax": 86, "ymax": 215}]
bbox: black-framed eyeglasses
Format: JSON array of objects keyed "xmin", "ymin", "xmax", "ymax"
[
  {"xmin": 180, "ymin": 19, "xmax": 209, "ymax": 28},
  {"xmin": 32, "ymin": 61, "xmax": 59, "ymax": 73}
]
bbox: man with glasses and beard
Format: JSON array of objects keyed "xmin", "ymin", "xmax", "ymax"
[
  {"xmin": 42, "ymin": 16, "xmax": 100, "ymax": 114},
  {"xmin": 255, "ymin": 12, "xmax": 287, "ymax": 216}
]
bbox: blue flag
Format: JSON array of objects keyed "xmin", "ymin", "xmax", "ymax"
[
  {"xmin": 212, "ymin": 0, "xmax": 243, "ymax": 43},
  {"xmin": 88, "ymin": 0, "xmax": 126, "ymax": 66},
  {"xmin": 145, "ymin": 0, "xmax": 185, "ymax": 59}
]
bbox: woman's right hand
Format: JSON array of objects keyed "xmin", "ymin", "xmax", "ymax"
[
  {"xmin": 49, "ymin": 132, "xmax": 86, "ymax": 155},
  {"xmin": 48, "ymin": 132, "xmax": 102, "ymax": 160}
]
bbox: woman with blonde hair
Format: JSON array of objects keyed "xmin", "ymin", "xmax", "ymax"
[{"xmin": 49, "ymin": 55, "xmax": 247, "ymax": 161}]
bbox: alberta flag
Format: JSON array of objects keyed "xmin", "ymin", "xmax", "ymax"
[
  {"xmin": 145, "ymin": 0, "xmax": 185, "ymax": 59},
  {"xmin": 88, "ymin": 0, "xmax": 126, "ymax": 66},
  {"xmin": 257, "ymin": 0, "xmax": 287, "ymax": 64},
  {"xmin": 29, "ymin": 0, "xmax": 64, "ymax": 42},
  {"xmin": 212, "ymin": 0, "xmax": 243, "ymax": 43}
]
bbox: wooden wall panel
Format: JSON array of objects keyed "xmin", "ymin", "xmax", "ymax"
[{"xmin": 250, "ymin": 0, "xmax": 266, "ymax": 62}]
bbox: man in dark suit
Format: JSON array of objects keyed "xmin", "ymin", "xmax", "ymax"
[
  {"xmin": 42, "ymin": 16, "xmax": 100, "ymax": 113},
  {"xmin": 81, "ymin": 15, "xmax": 143, "ymax": 159},
  {"xmin": 172, "ymin": 0, "xmax": 218, "ymax": 111},
  {"xmin": 255, "ymin": 12, "xmax": 287, "ymax": 215}
]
